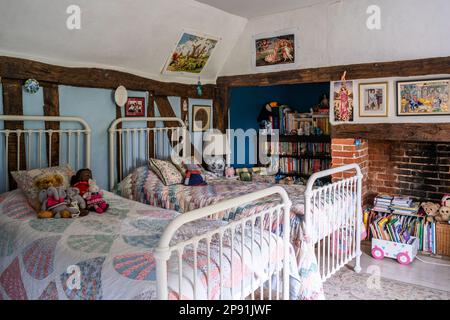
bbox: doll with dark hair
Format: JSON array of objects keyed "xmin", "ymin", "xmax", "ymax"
[{"xmin": 70, "ymin": 168, "xmax": 92, "ymax": 197}]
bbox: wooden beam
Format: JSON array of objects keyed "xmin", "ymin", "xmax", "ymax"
[
  {"xmin": 0, "ymin": 56, "xmax": 215, "ymax": 99},
  {"xmin": 2, "ymin": 79, "xmax": 26, "ymax": 189},
  {"xmin": 42, "ymin": 83, "xmax": 60, "ymax": 167},
  {"xmin": 332, "ymin": 123, "xmax": 450, "ymax": 143},
  {"xmin": 217, "ymin": 56, "xmax": 450, "ymax": 87},
  {"xmin": 213, "ymin": 86, "xmax": 229, "ymax": 133},
  {"xmin": 147, "ymin": 92, "xmax": 155, "ymax": 158}
]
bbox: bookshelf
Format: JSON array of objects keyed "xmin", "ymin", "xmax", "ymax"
[{"xmin": 258, "ymin": 111, "xmax": 332, "ymax": 180}]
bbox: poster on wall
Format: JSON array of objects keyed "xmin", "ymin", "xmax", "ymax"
[
  {"xmin": 397, "ymin": 78, "xmax": 450, "ymax": 116},
  {"xmin": 192, "ymin": 105, "xmax": 211, "ymax": 132},
  {"xmin": 125, "ymin": 97, "xmax": 145, "ymax": 117},
  {"xmin": 163, "ymin": 31, "xmax": 218, "ymax": 75},
  {"xmin": 359, "ymin": 82, "xmax": 389, "ymax": 117},
  {"xmin": 252, "ymin": 28, "xmax": 299, "ymax": 71},
  {"xmin": 332, "ymin": 80, "xmax": 355, "ymax": 122}
]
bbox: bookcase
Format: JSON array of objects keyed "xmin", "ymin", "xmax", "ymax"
[{"xmin": 258, "ymin": 111, "xmax": 332, "ymax": 180}]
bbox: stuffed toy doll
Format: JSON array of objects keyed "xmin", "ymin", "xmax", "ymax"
[
  {"xmin": 83, "ymin": 179, "xmax": 109, "ymax": 213},
  {"xmin": 70, "ymin": 168, "xmax": 93, "ymax": 197}
]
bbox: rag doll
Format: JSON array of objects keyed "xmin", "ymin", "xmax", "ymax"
[
  {"xmin": 35, "ymin": 174, "xmax": 78, "ymax": 219},
  {"xmin": 83, "ymin": 179, "xmax": 109, "ymax": 213},
  {"xmin": 70, "ymin": 168, "xmax": 93, "ymax": 197}
]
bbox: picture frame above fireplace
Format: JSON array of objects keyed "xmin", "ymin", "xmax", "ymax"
[
  {"xmin": 397, "ymin": 78, "xmax": 450, "ymax": 116},
  {"xmin": 359, "ymin": 82, "xmax": 389, "ymax": 117}
]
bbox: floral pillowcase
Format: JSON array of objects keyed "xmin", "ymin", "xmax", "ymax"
[
  {"xmin": 148, "ymin": 158, "xmax": 184, "ymax": 186},
  {"xmin": 10, "ymin": 164, "xmax": 75, "ymax": 211}
]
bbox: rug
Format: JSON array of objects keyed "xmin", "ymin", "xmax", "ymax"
[{"xmin": 323, "ymin": 267, "xmax": 449, "ymax": 300}]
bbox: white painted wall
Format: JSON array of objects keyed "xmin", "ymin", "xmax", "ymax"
[
  {"xmin": 0, "ymin": 0, "xmax": 247, "ymax": 84},
  {"xmin": 220, "ymin": 0, "xmax": 450, "ymax": 76}
]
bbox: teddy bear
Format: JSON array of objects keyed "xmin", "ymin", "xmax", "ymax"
[
  {"xmin": 437, "ymin": 206, "xmax": 450, "ymax": 223},
  {"xmin": 421, "ymin": 202, "xmax": 441, "ymax": 223},
  {"xmin": 35, "ymin": 174, "xmax": 79, "ymax": 219},
  {"xmin": 66, "ymin": 187, "xmax": 89, "ymax": 217},
  {"xmin": 83, "ymin": 179, "xmax": 109, "ymax": 214}
]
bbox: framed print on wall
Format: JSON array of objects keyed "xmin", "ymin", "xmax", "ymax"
[
  {"xmin": 359, "ymin": 82, "xmax": 389, "ymax": 117},
  {"xmin": 252, "ymin": 28, "xmax": 300, "ymax": 72},
  {"xmin": 162, "ymin": 31, "xmax": 218, "ymax": 76},
  {"xmin": 397, "ymin": 78, "xmax": 450, "ymax": 116},
  {"xmin": 192, "ymin": 105, "xmax": 211, "ymax": 132},
  {"xmin": 332, "ymin": 80, "xmax": 355, "ymax": 122},
  {"xmin": 125, "ymin": 97, "xmax": 145, "ymax": 117}
]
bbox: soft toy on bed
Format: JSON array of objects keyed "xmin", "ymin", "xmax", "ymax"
[
  {"xmin": 66, "ymin": 187, "xmax": 89, "ymax": 217},
  {"xmin": 83, "ymin": 179, "xmax": 109, "ymax": 213},
  {"xmin": 35, "ymin": 174, "xmax": 79, "ymax": 219},
  {"xmin": 70, "ymin": 168, "xmax": 93, "ymax": 197}
]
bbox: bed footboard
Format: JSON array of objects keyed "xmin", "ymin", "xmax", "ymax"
[
  {"xmin": 304, "ymin": 164, "xmax": 363, "ymax": 282},
  {"xmin": 154, "ymin": 186, "xmax": 292, "ymax": 300}
]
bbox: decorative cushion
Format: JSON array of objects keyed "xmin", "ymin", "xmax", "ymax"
[
  {"xmin": 10, "ymin": 164, "xmax": 75, "ymax": 210},
  {"xmin": 171, "ymin": 155, "xmax": 216, "ymax": 180},
  {"xmin": 148, "ymin": 158, "xmax": 183, "ymax": 186}
]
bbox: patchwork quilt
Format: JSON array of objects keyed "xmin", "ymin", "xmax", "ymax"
[{"xmin": 0, "ymin": 189, "xmax": 311, "ymax": 300}]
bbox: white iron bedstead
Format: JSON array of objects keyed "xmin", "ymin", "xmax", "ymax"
[
  {"xmin": 0, "ymin": 115, "xmax": 295, "ymax": 300},
  {"xmin": 108, "ymin": 117, "xmax": 363, "ymax": 283}
]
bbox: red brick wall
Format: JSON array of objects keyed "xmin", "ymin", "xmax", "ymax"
[
  {"xmin": 331, "ymin": 138, "xmax": 370, "ymax": 204},
  {"xmin": 368, "ymin": 140, "xmax": 450, "ymax": 202},
  {"xmin": 331, "ymin": 138, "xmax": 450, "ymax": 205}
]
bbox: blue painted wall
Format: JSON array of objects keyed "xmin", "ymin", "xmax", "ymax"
[
  {"xmin": 0, "ymin": 83, "xmax": 212, "ymax": 191},
  {"xmin": 229, "ymin": 83, "xmax": 330, "ymax": 167}
]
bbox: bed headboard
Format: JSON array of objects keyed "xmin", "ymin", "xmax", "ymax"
[
  {"xmin": 0, "ymin": 115, "xmax": 91, "ymax": 193},
  {"xmin": 108, "ymin": 117, "xmax": 188, "ymax": 190}
]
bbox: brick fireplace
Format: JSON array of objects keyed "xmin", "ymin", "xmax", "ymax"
[{"xmin": 331, "ymin": 123, "xmax": 450, "ymax": 207}]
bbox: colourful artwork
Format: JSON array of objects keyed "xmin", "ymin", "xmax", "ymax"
[
  {"xmin": 359, "ymin": 82, "xmax": 388, "ymax": 117},
  {"xmin": 333, "ymin": 81, "xmax": 354, "ymax": 122},
  {"xmin": 164, "ymin": 32, "xmax": 218, "ymax": 74},
  {"xmin": 397, "ymin": 79, "xmax": 450, "ymax": 115},
  {"xmin": 255, "ymin": 34, "xmax": 295, "ymax": 67}
]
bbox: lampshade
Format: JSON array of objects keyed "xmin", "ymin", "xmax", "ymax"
[{"xmin": 203, "ymin": 132, "xmax": 228, "ymax": 156}]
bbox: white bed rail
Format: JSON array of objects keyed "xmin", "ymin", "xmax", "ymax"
[
  {"xmin": 304, "ymin": 164, "xmax": 363, "ymax": 282},
  {"xmin": 108, "ymin": 117, "xmax": 187, "ymax": 190},
  {"xmin": 154, "ymin": 186, "xmax": 292, "ymax": 300},
  {"xmin": 0, "ymin": 115, "xmax": 91, "ymax": 192}
]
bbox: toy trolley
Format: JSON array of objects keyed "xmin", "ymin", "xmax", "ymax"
[{"xmin": 371, "ymin": 237, "xmax": 419, "ymax": 265}]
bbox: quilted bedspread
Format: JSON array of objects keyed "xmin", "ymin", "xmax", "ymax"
[
  {"xmin": 115, "ymin": 167, "xmax": 308, "ymax": 242},
  {"xmin": 0, "ymin": 189, "xmax": 307, "ymax": 300}
]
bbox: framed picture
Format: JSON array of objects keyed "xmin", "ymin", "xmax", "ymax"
[
  {"xmin": 192, "ymin": 105, "xmax": 211, "ymax": 132},
  {"xmin": 252, "ymin": 28, "xmax": 299, "ymax": 71},
  {"xmin": 397, "ymin": 78, "xmax": 450, "ymax": 116},
  {"xmin": 125, "ymin": 97, "xmax": 145, "ymax": 117},
  {"xmin": 332, "ymin": 80, "xmax": 355, "ymax": 122},
  {"xmin": 359, "ymin": 82, "xmax": 389, "ymax": 117},
  {"xmin": 162, "ymin": 31, "xmax": 218, "ymax": 76}
]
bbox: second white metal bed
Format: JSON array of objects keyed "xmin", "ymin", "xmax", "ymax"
[{"xmin": 108, "ymin": 117, "xmax": 363, "ymax": 283}]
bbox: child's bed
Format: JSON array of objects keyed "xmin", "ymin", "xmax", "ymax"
[
  {"xmin": 108, "ymin": 117, "xmax": 363, "ymax": 283},
  {"xmin": 0, "ymin": 115, "xmax": 299, "ymax": 300}
]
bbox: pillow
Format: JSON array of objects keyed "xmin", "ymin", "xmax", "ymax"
[
  {"xmin": 148, "ymin": 158, "xmax": 183, "ymax": 186},
  {"xmin": 171, "ymin": 155, "xmax": 209, "ymax": 178},
  {"xmin": 11, "ymin": 164, "xmax": 75, "ymax": 210}
]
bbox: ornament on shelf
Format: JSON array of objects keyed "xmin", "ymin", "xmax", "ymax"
[{"xmin": 24, "ymin": 79, "xmax": 40, "ymax": 94}]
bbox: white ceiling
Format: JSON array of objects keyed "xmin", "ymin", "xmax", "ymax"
[
  {"xmin": 195, "ymin": 0, "xmax": 333, "ymax": 18},
  {"xmin": 0, "ymin": 0, "xmax": 247, "ymax": 84}
]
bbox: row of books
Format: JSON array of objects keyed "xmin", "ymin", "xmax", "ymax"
[
  {"xmin": 279, "ymin": 158, "xmax": 331, "ymax": 176},
  {"xmin": 268, "ymin": 105, "xmax": 330, "ymax": 135},
  {"xmin": 268, "ymin": 142, "xmax": 331, "ymax": 157},
  {"xmin": 373, "ymin": 194, "xmax": 421, "ymax": 216},
  {"xmin": 365, "ymin": 210, "xmax": 436, "ymax": 253}
]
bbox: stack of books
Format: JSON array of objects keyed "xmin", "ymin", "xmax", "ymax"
[
  {"xmin": 390, "ymin": 196, "xmax": 420, "ymax": 216},
  {"xmin": 373, "ymin": 194, "xmax": 393, "ymax": 213}
]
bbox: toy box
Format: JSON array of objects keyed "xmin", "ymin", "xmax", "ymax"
[{"xmin": 371, "ymin": 237, "xmax": 419, "ymax": 265}]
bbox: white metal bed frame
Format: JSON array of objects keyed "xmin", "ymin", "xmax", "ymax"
[
  {"xmin": 108, "ymin": 117, "xmax": 363, "ymax": 284},
  {"xmin": 0, "ymin": 115, "xmax": 294, "ymax": 300},
  {"xmin": 0, "ymin": 115, "xmax": 91, "ymax": 192}
]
